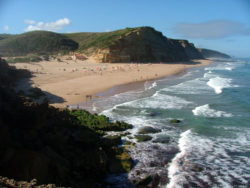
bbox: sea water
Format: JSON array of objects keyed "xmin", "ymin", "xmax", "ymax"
[{"xmin": 85, "ymin": 59, "xmax": 250, "ymax": 187}]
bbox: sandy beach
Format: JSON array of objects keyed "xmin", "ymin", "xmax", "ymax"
[{"xmin": 12, "ymin": 57, "xmax": 212, "ymax": 108}]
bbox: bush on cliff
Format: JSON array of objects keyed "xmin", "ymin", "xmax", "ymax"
[{"xmin": 70, "ymin": 109, "xmax": 133, "ymax": 131}]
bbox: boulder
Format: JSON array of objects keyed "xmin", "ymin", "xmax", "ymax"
[
  {"xmin": 153, "ymin": 136, "xmax": 171, "ymax": 144},
  {"xmin": 137, "ymin": 126, "xmax": 161, "ymax": 134},
  {"xmin": 135, "ymin": 135, "xmax": 152, "ymax": 142},
  {"xmin": 170, "ymin": 119, "xmax": 181, "ymax": 123}
]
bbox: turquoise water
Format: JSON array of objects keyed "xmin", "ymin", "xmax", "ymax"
[{"xmin": 82, "ymin": 59, "xmax": 250, "ymax": 187}]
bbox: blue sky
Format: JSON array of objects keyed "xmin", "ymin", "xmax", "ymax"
[{"xmin": 0, "ymin": 0, "xmax": 250, "ymax": 57}]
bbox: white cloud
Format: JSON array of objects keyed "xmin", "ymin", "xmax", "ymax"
[
  {"xmin": 3, "ymin": 25, "xmax": 9, "ymax": 31},
  {"xmin": 24, "ymin": 19, "xmax": 36, "ymax": 25},
  {"xmin": 24, "ymin": 18, "xmax": 71, "ymax": 32},
  {"xmin": 174, "ymin": 20, "xmax": 250, "ymax": 39}
]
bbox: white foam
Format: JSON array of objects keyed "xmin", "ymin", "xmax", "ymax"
[
  {"xmin": 144, "ymin": 81, "xmax": 157, "ymax": 90},
  {"xmin": 203, "ymin": 71, "xmax": 214, "ymax": 79},
  {"xmin": 166, "ymin": 130, "xmax": 192, "ymax": 188},
  {"xmin": 225, "ymin": 67, "xmax": 233, "ymax": 71},
  {"xmin": 205, "ymin": 64, "xmax": 235, "ymax": 71},
  {"xmin": 207, "ymin": 76, "xmax": 232, "ymax": 94},
  {"xmin": 163, "ymin": 78, "xmax": 210, "ymax": 95},
  {"xmin": 137, "ymin": 92, "xmax": 193, "ymax": 109},
  {"xmin": 192, "ymin": 104, "xmax": 233, "ymax": 117}
]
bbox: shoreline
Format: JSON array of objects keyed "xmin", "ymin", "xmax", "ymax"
[{"xmin": 12, "ymin": 58, "xmax": 213, "ymax": 108}]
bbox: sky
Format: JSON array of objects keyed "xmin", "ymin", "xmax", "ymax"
[{"xmin": 0, "ymin": 0, "xmax": 250, "ymax": 57}]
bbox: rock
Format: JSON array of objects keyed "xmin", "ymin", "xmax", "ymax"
[
  {"xmin": 148, "ymin": 111, "xmax": 159, "ymax": 117},
  {"xmin": 109, "ymin": 150, "xmax": 133, "ymax": 173},
  {"xmin": 124, "ymin": 141, "xmax": 136, "ymax": 149},
  {"xmin": 135, "ymin": 135, "xmax": 152, "ymax": 142},
  {"xmin": 170, "ymin": 119, "xmax": 181, "ymax": 123},
  {"xmin": 137, "ymin": 126, "xmax": 161, "ymax": 134},
  {"xmin": 153, "ymin": 135, "xmax": 171, "ymax": 144},
  {"xmin": 135, "ymin": 175, "xmax": 152, "ymax": 187}
]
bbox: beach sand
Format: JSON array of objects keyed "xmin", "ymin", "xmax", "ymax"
[{"xmin": 12, "ymin": 57, "xmax": 212, "ymax": 108}]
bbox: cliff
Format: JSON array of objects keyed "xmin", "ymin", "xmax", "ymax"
[
  {"xmin": 0, "ymin": 27, "xmax": 204, "ymax": 62},
  {"xmin": 198, "ymin": 48, "xmax": 231, "ymax": 59},
  {"xmin": 92, "ymin": 27, "xmax": 204, "ymax": 63}
]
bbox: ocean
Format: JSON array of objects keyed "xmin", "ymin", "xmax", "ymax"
[{"xmin": 78, "ymin": 58, "xmax": 250, "ymax": 187}]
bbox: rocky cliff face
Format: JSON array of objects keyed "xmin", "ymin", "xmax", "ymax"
[{"xmin": 94, "ymin": 27, "xmax": 203, "ymax": 63}]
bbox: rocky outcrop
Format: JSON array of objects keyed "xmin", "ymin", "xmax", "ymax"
[
  {"xmin": 198, "ymin": 48, "xmax": 231, "ymax": 59},
  {"xmin": 94, "ymin": 27, "xmax": 203, "ymax": 63}
]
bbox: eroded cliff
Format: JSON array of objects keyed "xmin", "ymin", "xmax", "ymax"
[{"xmin": 93, "ymin": 27, "xmax": 203, "ymax": 63}]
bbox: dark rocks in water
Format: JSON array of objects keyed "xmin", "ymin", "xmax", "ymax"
[
  {"xmin": 134, "ymin": 135, "xmax": 153, "ymax": 142},
  {"xmin": 153, "ymin": 135, "xmax": 171, "ymax": 144},
  {"xmin": 135, "ymin": 175, "xmax": 152, "ymax": 187},
  {"xmin": 124, "ymin": 140, "xmax": 136, "ymax": 146},
  {"xmin": 170, "ymin": 119, "xmax": 182, "ymax": 123},
  {"xmin": 135, "ymin": 174, "xmax": 161, "ymax": 188},
  {"xmin": 148, "ymin": 111, "xmax": 159, "ymax": 117},
  {"xmin": 119, "ymin": 131, "xmax": 131, "ymax": 137},
  {"xmin": 108, "ymin": 150, "xmax": 133, "ymax": 173},
  {"xmin": 137, "ymin": 126, "xmax": 161, "ymax": 134}
]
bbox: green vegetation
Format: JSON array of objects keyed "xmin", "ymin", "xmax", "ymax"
[
  {"xmin": 0, "ymin": 27, "xmax": 143, "ymax": 56},
  {"xmin": 70, "ymin": 109, "xmax": 133, "ymax": 131},
  {"xmin": 0, "ymin": 31, "xmax": 78, "ymax": 56},
  {"xmin": 65, "ymin": 27, "xmax": 136, "ymax": 54}
]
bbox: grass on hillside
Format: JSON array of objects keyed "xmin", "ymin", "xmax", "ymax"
[
  {"xmin": 0, "ymin": 31, "xmax": 78, "ymax": 56},
  {"xmin": 65, "ymin": 27, "xmax": 136, "ymax": 54}
]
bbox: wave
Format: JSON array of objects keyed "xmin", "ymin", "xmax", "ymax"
[
  {"xmin": 136, "ymin": 92, "xmax": 193, "ymax": 109},
  {"xmin": 163, "ymin": 78, "xmax": 210, "ymax": 95},
  {"xmin": 207, "ymin": 76, "xmax": 232, "ymax": 94},
  {"xmin": 192, "ymin": 104, "xmax": 233, "ymax": 117},
  {"xmin": 166, "ymin": 129, "xmax": 192, "ymax": 188},
  {"xmin": 205, "ymin": 63, "xmax": 236, "ymax": 71},
  {"xmin": 167, "ymin": 129, "xmax": 250, "ymax": 187},
  {"xmin": 144, "ymin": 81, "xmax": 157, "ymax": 90}
]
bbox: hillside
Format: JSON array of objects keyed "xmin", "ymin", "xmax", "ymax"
[
  {"xmin": 0, "ymin": 27, "xmax": 205, "ymax": 62},
  {"xmin": 0, "ymin": 31, "xmax": 78, "ymax": 56},
  {"xmin": 198, "ymin": 48, "xmax": 231, "ymax": 59},
  {"xmin": 0, "ymin": 57, "xmax": 134, "ymax": 187},
  {"xmin": 66, "ymin": 27, "xmax": 204, "ymax": 62}
]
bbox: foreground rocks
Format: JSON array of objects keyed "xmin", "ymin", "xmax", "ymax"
[
  {"xmin": 0, "ymin": 58, "xmax": 134, "ymax": 187},
  {"xmin": 137, "ymin": 126, "xmax": 161, "ymax": 134}
]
